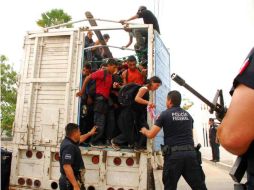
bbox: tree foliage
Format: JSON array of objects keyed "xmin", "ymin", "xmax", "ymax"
[
  {"xmin": 182, "ymin": 98, "xmax": 194, "ymax": 110},
  {"xmin": 36, "ymin": 9, "xmax": 73, "ymax": 28},
  {"xmin": 1, "ymin": 55, "xmax": 17, "ymax": 136}
]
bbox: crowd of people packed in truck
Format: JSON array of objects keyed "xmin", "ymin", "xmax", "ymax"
[
  {"xmin": 76, "ymin": 28, "xmax": 162, "ymax": 152},
  {"xmin": 75, "ymin": 4, "xmax": 162, "ymax": 152}
]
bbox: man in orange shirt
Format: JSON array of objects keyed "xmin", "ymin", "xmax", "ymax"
[{"xmin": 122, "ymin": 55, "xmax": 146, "ymax": 85}]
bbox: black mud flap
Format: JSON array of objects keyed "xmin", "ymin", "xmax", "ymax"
[{"xmin": 147, "ymin": 158, "xmax": 155, "ymax": 190}]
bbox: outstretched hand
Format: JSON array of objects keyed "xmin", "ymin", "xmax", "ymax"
[
  {"xmin": 89, "ymin": 127, "xmax": 97, "ymax": 136},
  {"xmin": 119, "ymin": 20, "xmax": 127, "ymax": 25},
  {"xmin": 76, "ymin": 91, "xmax": 82, "ymax": 97}
]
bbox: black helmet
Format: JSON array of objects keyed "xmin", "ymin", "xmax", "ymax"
[{"xmin": 138, "ymin": 6, "xmax": 147, "ymax": 13}]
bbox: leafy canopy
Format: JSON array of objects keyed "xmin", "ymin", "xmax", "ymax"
[
  {"xmin": 1, "ymin": 55, "xmax": 17, "ymax": 136},
  {"xmin": 36, "ymin": 9, "xmax": 73, "ymax": 28}
]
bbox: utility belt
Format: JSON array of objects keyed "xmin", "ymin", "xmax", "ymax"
[{"xmin": 161, "ymin": 144, "xmax": 195, "ymax": 156}]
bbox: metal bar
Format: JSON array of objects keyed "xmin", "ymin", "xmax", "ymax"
[
  {"xmin": 43, "ymin": 18, "xmax": 139, "ymax": 30},
  {"xmin": 44, "ymin": 19, "xmax": 86, "ymax": 30},
  {"xmin": 83, "ymin": 44, "xmax": 134, "ymax": 51}
]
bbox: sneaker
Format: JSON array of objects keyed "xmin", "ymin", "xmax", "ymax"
[
  {"xmin": 89, "ymin": 143, "xmax": 106, "ymax": 149},
  {"xmin": 111, "ymin": 139, "xmax": 121, "ymax": 151}
]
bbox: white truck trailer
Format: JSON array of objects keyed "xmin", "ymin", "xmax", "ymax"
[{"xmin": 9, "ymin": 19, "xmax": 170, "ymax": 190}]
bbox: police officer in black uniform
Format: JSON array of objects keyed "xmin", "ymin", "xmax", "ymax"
[
  {"xmin": 59, "ymin": 123, "xmax": 96, "ymax": 190},
  {"xmin": 140, "ymin": 90, "xmax": 207, "ymax": 190},
  {"xmin": 208, "ymin": 118, "xmax": 220, "ymax": 162},
  {"xmin": 218, "ymin": 47, "xmax": 254, "ymax": 189}
]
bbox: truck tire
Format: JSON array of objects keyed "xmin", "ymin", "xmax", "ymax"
[{"xmin": 147, "ymin": 158, "xmax": 155, "ymax": 190}]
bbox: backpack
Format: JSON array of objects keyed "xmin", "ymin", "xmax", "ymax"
[{"xmin": 118, "ymin": 83, "xmax": 142, "ymax": 106}]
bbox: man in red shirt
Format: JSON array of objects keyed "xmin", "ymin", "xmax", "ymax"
[
  {"xmin": 122, "ymin": 55, "xmax": 146, "ymax": 85},
  {"xmin": 76, "ymin": 58, "xmax": 118, "ymax": 148}
]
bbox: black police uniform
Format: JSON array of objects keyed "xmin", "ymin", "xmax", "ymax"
[
  {"xmin": 59, "ymin": 137, "xmax": 85, "ymax": 190},
  {"xmin": 155, "ymin": 106, "xmax": 207, "ymax": 190},
  {"xmin": 230, "ymin": 47, "xmax": 254, "ymax": 189},
  {"xmin": 209, "ymin": 123, "xmax": 220, "ymax": 161}
]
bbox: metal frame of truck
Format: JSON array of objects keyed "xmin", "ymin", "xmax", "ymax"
[{"xmin": 9, "ymin": 21, "xmax": 170, "ymax": 190}]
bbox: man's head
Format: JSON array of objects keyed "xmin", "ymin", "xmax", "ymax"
[
  {"xmin": 127, "ymin": 55, "xmax": 137, "ymax": 70},
  {"xmin": 103, "ymin": 34, "xmax": 110, "ymax": 43},
  {"xmin": 87, "ymin": 30, "xmax": 94, "ymax": 39},
  {"xmin": 209, "ymin": 118, "xmax": 214, "ymax": 125},
  {"xmin": 106, "ymin": 58, "xmax": 118, "ymax": 74},
  {"xmin": 65, "ymin": 123, "xmax": 80, "ymax": 142},
  {"xmin": 82, "ymin": 64, "xmax": 92, "ymax": 76},
  {"xmin": 137, "ymin": 6, "xmax": 147, "ymax": 14},
  {"xmin": 167, "ymin": 90, "xmax": 182, "ymax": 109}
]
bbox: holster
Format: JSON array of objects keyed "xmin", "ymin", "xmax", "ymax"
[
  {"xmin": 161, "ymin": 144, "xmax": 170, "ymax": 156},
  {"xmin": 77, "ymin": 169, "xmax": 86, "ymax": 190},
  {"xmin": 195, "ymin": 143, "xmax": 202, "ymax": 165}
]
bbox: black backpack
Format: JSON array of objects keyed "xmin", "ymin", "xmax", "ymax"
[{"xmin": 118, "ymin": 83, "xmax": 142, "ymax": 106}]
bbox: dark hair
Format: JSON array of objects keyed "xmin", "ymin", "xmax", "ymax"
[
  {"xmin": 209, "ymin": 118, "xmax": 214, "ymax": 122},
  {"xmin": 84, "ymin": 63, "xmax": 91, "ymax": 70},
  {"xmin": 103, "ymin": 34, "xmax": 110, "ymax": 40},
  {"xmin": 106, "ymin": 58, "xmax": 118, "ymax": 66},
  {"xmin": 167, "ymin": 90, "xmax": 181, "ymax": 107},
  {"xmin": 127, "ymin": 55, "xmax": 137, "ymax": 62},
  {"xmin": 65, "ymin": 123, "xmax": 79, "ymax": 137},
  {"xmin": 147, "ymin": 76, "xmax": 162, "ymax": 85},
  {"xmin": 138, "ymin": 6, "xmax": 147, "ymax": 13}
]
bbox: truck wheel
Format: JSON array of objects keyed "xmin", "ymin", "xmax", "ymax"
[{"xmin": 147, "ymin": 158, "xmax": 155, "ymax": 190}]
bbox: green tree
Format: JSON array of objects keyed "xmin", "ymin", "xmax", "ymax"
[
  {"xmin": 36, "ymin": 9, "xmax": 73, "ymax": 28},
  {"xmin": 1, "ymin": 55, "xmax": 17, "ymax": 136},
  {"xmin": 182, "ymin": 98, "xmax": 194, "ymax": 110}
]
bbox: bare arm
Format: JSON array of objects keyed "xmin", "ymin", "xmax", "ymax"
[
  {"xmin": 63, "ymin": 165, "xmax": 80, "ymax": 190},
  {"xmin": 135, "ymin": 87, "xmax": 155, "ymax": 108},
  {"xmin": 79, "ymin": 127, "xmax": 97, "ymax": 143},
  {"xmin": 122, "ymin": 70, "xmax": 127, "ymax": 85},
  {"xmin": 126, "ymin": 15, "xmax": 139, "ymax": 22},
  {"xmin": 76, "ymin": 75, "xmax": 91, "ymax": 97},
  {"xmin": 217, "ymin": 84, "xmax": 254, "ymax": 155},
  {"xmin": 92, "ymin": 40, "xmax": 100, "ymax": 51},
  {"xmin": 120, "ymin": 15, "xmax": 139, "ymax": 24},
  {"xmin": 140, "ymin": 125, "xmax": 161, "ymax": 139},
  {"xmin": 124, "ymin": 34, "xmax": 133, "ymax": 48}
]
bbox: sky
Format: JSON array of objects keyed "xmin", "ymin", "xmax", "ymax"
[{"xmin": 1, "ymin": 0, "xmax": 254, "ymax": 107}]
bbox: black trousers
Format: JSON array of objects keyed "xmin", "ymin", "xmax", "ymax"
[
  {"xmin": 59, "ymin": 175, "xmax": 73, "ymax": 190},
  {"xmin": 210, "ymin": 141, "xmax": 220, "ymax": 160},
  {"xmin": 90, "ymin": 96, "xmax": 108, "ymax": 145},
  {"xmin": 163, "ymin": 151, "xmax": 207, "ymax": 190},
  {"xmin": 133, "ymin": 107, "xmax": 149, "ymax": 148},
  {"xmin": 114, "ymin": 106, "xmax": 135, "ymax": 145}
]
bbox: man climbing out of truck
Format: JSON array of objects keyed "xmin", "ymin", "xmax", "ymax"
[
  {"xmin": 76, "ymin": 58, "xmax": 118, "ymax": 148},
  {"xmin": 122, "ymin": 55, "xmax": 146, "ymax": 85},
  {"xmin": 111, "ymin": 76, "xmax": 162, "ymax": 152},
  {"xmin": 120, "ymin": 6, "xmax": 160, "ymax": 63}
]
